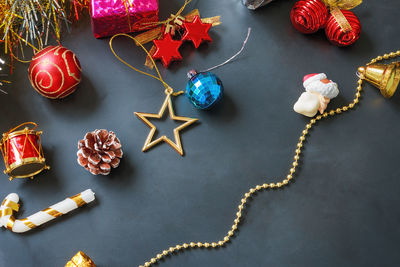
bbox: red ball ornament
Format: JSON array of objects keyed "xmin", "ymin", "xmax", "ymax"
[
  {"xmin": 325, "ymin": 10, "xmax": 361, "ymax": 47},
  {"xmin": 290, "ymin": 0, "xmax": 328, "ymax": 34},
  {"xmin": 28, "ymin": 46, "xmax": 82, "ymax": 99}
]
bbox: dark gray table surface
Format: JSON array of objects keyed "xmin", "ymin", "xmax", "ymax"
[{"xmin": 1, "ymin": 0, "xmax": 400, "ymax": 266}]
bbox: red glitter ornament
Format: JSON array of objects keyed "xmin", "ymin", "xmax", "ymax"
[
  {"xmin": 325, "ymin": 9, "xmax": 361, "ymax": 47},
  {"xmin": 28, "ymin": 46, "xmax": 82, "ymax": 99},
  {"xmin": 182, "ymin": 15, "xmax": 212, "ymax": 48},
  {"xmin": 152, "ymin": 33, "xmax": 183, "ymax": 67},
  {"xmin": 290, "ymin": 0, "xmax": 328, "ymax": 34}
]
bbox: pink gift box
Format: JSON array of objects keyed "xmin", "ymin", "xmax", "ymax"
[{"xmin": 90, "ymin": 0, "xmax": 159, "ymax": 38}]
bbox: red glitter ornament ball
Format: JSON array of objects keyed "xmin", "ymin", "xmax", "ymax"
[
  {"xmin": 28, "ymin": 46, "xmax": 82, "ymax": 99},
  {"xmin": 290, "ymin": 0, "xmax": 328, "ymax": 34},
  {"xmin": 325, "ymin": 10, "xmax": 361, "ymax": 47}
]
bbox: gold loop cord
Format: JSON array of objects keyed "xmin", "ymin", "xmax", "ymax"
[
  {"xmin": 139, "ymin": 50, "xmax": 400, "ymax": 267},
  {"xmin": 5, "ymin": 122, "xmax": 38, "ymax": 136},
  {"xmin": 109, "ymin": 34, "xmax": 178, "ymax": 94}
]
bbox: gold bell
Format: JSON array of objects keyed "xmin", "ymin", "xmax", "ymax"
[{"xmin": 358, "ymin": 62, "xmax": 400, "ymax": 98}]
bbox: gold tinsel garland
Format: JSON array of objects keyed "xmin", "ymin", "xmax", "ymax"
[{"xmin": 0, "ymin": 0, "xmax": 89, "ymax": 58}]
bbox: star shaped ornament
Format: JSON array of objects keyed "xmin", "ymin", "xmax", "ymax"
[
  {"xmin": 182, "ymin": 15, "xmax": 212, "ymax": 48},
  {"xmin": 134, "ymin": 93, "xmax": 198, "ymax": 156},
  {"xmin": 152, "ymin": 33, "xmax": 183, "ymax": 67}
]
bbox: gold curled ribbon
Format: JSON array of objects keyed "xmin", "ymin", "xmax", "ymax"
[{"xmin": 322, "ymin": 0, "xmax": 362, "ymax": 33}]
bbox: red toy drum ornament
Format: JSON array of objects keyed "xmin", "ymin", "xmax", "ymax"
[
  {"xmin": 290, "ymin": 0, "xmax": 328, "ymax": 34},
  {"xmin": 0, "ymin": 122, "xmax": 50, "ymax": 180},
  {"xmin": 28, "ymin": 46, "xmax": 82, "ymax": 99},
  {"xmin": 325, "ymin": 9, "xmax": 361, "ymax": 46}
]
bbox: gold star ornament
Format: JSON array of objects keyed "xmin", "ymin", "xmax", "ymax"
[{"xmin": 134, "ymin": 91, "xmax": 198, "ymax": 156}]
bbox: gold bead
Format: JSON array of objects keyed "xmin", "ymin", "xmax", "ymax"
[
  {"xmin": 306, "ymin": 124, "xmax": 311, "ymax": 129},
  {"xmin": 276, "ymin": 182, "xmax": 282, "ymax": 187},
  {"xmin": 310, "ymin": 119, "xmax": 316, "ymax": 124},
  {"xmin": 383, "ymin": 54, "xmax": 389, "ymax": 59},
  {"xmin": 323, "ymin": 113, "xmax": 328, "ymax": 118},
  {"xmin": 238, "ymin": 204, "xmax": 244, "ymax": 210},
  {"xmin": 342, "ymin": 106, "xmax": 348, "ymax": 111},
  {"xmin": 297, "ymin": 143, "xmax": 303, "ymax": 148},
  {"xmin": 293, "ymin": 162, "xmax": 298, "ymax": 167},
  {"xmin": 299, "ymin": 136, "xmax": 305, "ymax": 141},
  {"xmin": 370, "ymin": 59, "xmax": 376, "ymax": 63},
  {"xmin": 236, "ymin": 212, "xmax": 241, "ymax": 217},
  {"xmin": 389, "ymin": 52, "xmax": 396, "ymax": 57},
  {"xmin": 256, "ymin": 185, "xmax": 262, "ymax": 190},
  {"xmin": 262, "ymin": 183, "xmax": 269, "ymax": 188},
  {"xmin": 224, "ymin": 236, "xmax": 229, "ymax": 242},
  {"xmin": 157, "ymin": 254, "xmax": 162, "ymax": 259},
  {"xmin": 183, "ymin": 244, "xmax": 188, "ymax": 249},
  {"xmin": 234, "ymin": 218, "xmax": 239, "ymax": 224},
  {"xmin": 197, "ymin": 242, "xmax": 203, "ymax": 247},
  {"xmin": 232, "ymin": 224, "xmax": 237, "ymax": 230},
  {"xmin": 228, "ymin": 230, "xmax": 234, "ymax": 236},
  {"xmin": 290, "ymin": 168, "xmax": 295, "ymax": 173},
  {"xmin": 163, "ymin": 250, "xmax": 168, "ymax": 255},
  {"xmin": 329, "ymin": 110, "xmax": 335, "ymax": 116},
  {"xmin": 145, "ymin": 263, "xmax": 150, "ymax": 267},
  {"xmin": 316, "ymin": 115, "xmax": 322, "ymax": 120},
  {"xmin": 204, "ymin": 243, "xmax": 210, "ymax": 248},
  {"xmin": 336, "ymin": 108, "xmax": 342, "ymax": 113},
  {"xmin": 218, "ymin": 241, "xmax": 224, "ymax": 246},
  {"xmin": 295, "ymin": 149, "xmax": 301, "ymax": 154},
  {"xmin": 250, "ymin": 188, "xmax": 255, "ymax": 193},
  {"xmin": 269, "ymin": 183, "xmax": 275, "ymax": 188},
  {"xmin": 302, "ymin": 130, "xmax": 308, "ymax": 135},
  {"xmin": 151, "ymin": 258, "xmax": 156, "ymax": 264},
  {"xmin": 349, "ymin": 103, "xmax": 354, "ymax": 108},
  {"xmin": 355, "ymin": 92, "xmax": 361, "ymax": 97},
  {"xmin": 357, "ymin": 79, "xmax": 363, "ymax": 85},
  {"xmin": 211, "ymin": 242, "xmax": 217, "ymax": 247},
  {"xmin": 245, "ymin": 193, "xmax": 250, "ymax": 198},
  {"xmin": 283, "ymin": 179, "xmax": 289, "ymax": 185},
  {"xmin": 241, "ymin": 198, "xmax": 246, "ymax": 204},
  {"xmin": 354, "ymin": 99, "xmax": 359, "ymax": 104},
  {"xmin": 376, "ymin": 56, "xmax": 383, "ymax": 60},
  {"xmin": 294, "ymin": 155, "xmax": 299, "ymax": 160},
  {"xmin": 287, "ymin": 174, "xmax": 292, "ymax": 179},
  {"xmin": 190, "ymin": 242, "xmax": 195, "ymax": 247},
  {"xmin": 169, "ymin": 247, "xmax": 175, "ymax": 252},
  {"xmin": 176, "ymin": 245, "xmax": 181, "ymax": 250}
]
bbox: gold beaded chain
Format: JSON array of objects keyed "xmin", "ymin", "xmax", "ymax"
[{"xmin": 139, "ymin": 50, "xmax": 400, "ymax": 267}]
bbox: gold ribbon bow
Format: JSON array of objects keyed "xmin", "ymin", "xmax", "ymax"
[{"xmin": 322, "ymin": 0, "xmax": 362, "ymax": 32}]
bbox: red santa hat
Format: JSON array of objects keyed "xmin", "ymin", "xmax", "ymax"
[{"xmin": 303, "ymin": 73, "xmax": 327, "ymax": 88}]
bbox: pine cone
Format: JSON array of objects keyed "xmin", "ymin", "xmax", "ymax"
[{"xmin": 77, "ymin": 129, "xmax": 123, "ymax": 175}]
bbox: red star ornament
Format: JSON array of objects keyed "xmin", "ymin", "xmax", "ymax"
[
  {"xmin": 152, "ymin": 33, "xmax": 183, "ymax": 67},
  {"xmin": 182, "ymin": 15, "xmax": 212, "ymax": 48}
]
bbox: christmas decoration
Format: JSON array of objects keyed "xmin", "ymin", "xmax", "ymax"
[
  {"xmin": 152, "ymin": 33, "xmax": 183, "ymax": 67},
  {"xmin": 110, "ymin": 33, "xmax": 198, "ymax": 155},
  {"xmin": 0, "ymin": 0, "xmax": 87, "ymax": 58},
  {"xmin": 290, "ymin": 0, "xmax": 362, "ymax": 47},
  {"xmin": 182, "ymin": 15, "xmax": 212, "ymax": 48},
  {"xmin": 90, "ymin": 0, "xmax": 159, "ymax": 38},
  {"xmin": 186, "ymin": 70, "xmax": 223, "ymax": 109},
  {"xmin": 0, "ymin": 57, "xmax": 10, "ymax": 94},
  {"xmin": 0, "ymin": 122, "xmax": 49, "ymax": 181},
  {"xmin": 290, "ymin": 0, "xmax": 328, "ymax": 34},
  {"xmin": 325, "ymin": 9, "xmax": 361, "ymax": 46},
  {"xmin": 135, "ymin": 89, "xmax": 198, "ymax": 156},
  {"xmin": 28, "ymin": 46, "xmax": 82, "ymax": 99},
  {"xmin": 0, "ymin": 189, "xmax": 95, "ymax": 233},
  {"xmin": 77, "ymin": 129, "xmax": 123, "ymax": 175},
  {"xmin": 66, "ymin": 251, "xmax": 96, "ymax": 267},
  {"xmin": 139, "ymin": 51, "xmax": 400, "ymax": 267},
  {"xmin": 242, "ymin": 0, "xmax": 275, "ymax": 10},
  {"xmin": 293, "ymin": 73, "xmax": 339, "ymax": 117},
  {"xmin": 358, "ymin": 62, "xmax": 400, "ymax": 98}
]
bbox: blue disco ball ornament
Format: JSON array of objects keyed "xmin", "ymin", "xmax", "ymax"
[{"xmin": 186, "ymin": 70, "xmax": 223, "ymax": 109}]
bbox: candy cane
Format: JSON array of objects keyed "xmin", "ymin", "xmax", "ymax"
[{"xmin": 0, "ymin": 189, "xmax": 95, "ymax": 233}]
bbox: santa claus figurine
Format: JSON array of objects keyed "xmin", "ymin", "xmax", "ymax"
[{"xmin": 293, "ymin": 73, "xmax": 339, "ymax": 117}]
